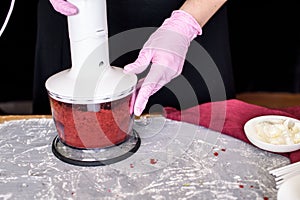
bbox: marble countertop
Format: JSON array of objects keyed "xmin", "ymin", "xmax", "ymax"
[{"xmin": 0, "ymin": 116, "xmax": 289, "ymax": 199}]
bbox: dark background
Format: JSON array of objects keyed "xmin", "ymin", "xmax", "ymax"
[
  {"xmin": 0, "ymin": 0, "xmax": 300, "ymax": 103},
  {"xmin": 0, "ymin": 0, "xmax": 38, "ymax": 102},
  {"xmin": 227, "ymin": 1, "xmax": 300, "ymax": 93}
]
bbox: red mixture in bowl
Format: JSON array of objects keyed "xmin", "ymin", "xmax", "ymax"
[{"xmin": 49, "ymin": 95, "xmax": 133, "ymax": 149}]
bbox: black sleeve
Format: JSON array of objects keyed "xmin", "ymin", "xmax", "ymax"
[{"xmin": 33, "ymin": 0, "xmax": 71, "ymax": 114}]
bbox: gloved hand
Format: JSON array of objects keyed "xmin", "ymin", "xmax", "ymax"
[
  {"xmin": 123, "ymin": 10, "xmax": 202, "ymax": 116},
  {"xmin": 49, "ymin": 0, "xmax": 78, "ymax": 16}
]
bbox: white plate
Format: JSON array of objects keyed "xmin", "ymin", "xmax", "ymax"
[
  {"xmin": 278, "ymin": 174, "xmax": 300, "ymax": 200},
  {"xmin": 244, "ymin": 115, "xmax": 300, "ymax": 153}
]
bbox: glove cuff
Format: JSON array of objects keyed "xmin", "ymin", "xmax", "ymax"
[{"xmin": 162, "ymin": 10, "xmax": 202, "ymax": 41}]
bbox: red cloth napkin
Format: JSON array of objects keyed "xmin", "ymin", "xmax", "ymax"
[{"xmin": 163, "ymin": 99, "xmax": 300, "ymax": 163}]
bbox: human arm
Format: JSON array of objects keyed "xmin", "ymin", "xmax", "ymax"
[
  {"xmin": 180, "ymin": 0, "xmax": 227, "ymax": 27},
  {"xmin": 124, "ymin": 0, "xmax": 227, "ymax": 116}
]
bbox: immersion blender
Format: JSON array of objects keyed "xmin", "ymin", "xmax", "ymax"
[{"xmin": 45, "ymin": 0, "xmax": 140, "ymax": 166}]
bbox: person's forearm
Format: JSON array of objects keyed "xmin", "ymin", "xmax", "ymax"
[{"xmin": 180, "ymin": 0, "xmax": 227, "ymax": 27}]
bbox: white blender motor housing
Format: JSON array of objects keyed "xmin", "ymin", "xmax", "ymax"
[{"xmin": 46, "ymin": 0, "xmax": 137, "ymax": 104}]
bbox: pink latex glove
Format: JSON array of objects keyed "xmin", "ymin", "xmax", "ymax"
[
  {"xmin": 123, "ymin": 10, "xmax": 202, "ymax": 116},
  {"xmin": 49, "ymin": 0, "xmax": 78, "ymax": 16}
]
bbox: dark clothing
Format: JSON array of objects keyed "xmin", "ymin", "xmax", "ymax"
[
  {"xmin": 33, "ymin": 0, "xmax": 71, "ymax": 114},
  {"xmin": 33, "ymin": 0, "xmax": 235, "ymax": 114}
]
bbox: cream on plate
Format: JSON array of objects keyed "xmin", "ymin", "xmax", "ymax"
[{"xmin": 254, "ymin": 118, "xmax": 300, "ymax": 145}]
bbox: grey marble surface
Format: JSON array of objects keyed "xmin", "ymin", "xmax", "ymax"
[{"xmin": 0, "ymin": 117, "xmax": 289, "ymax": 200}]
